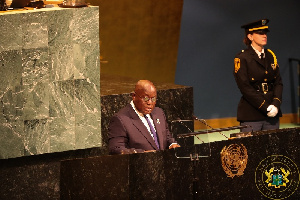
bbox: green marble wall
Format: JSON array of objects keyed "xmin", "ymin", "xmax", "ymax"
[{"xmin": 0, "ymin": 7, "xmax": 101, "ymax": 159}]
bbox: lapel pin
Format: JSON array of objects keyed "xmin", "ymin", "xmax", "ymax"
[{"xmin": 157, "ymin": 119, "xmax": 160, "ymax": 124}]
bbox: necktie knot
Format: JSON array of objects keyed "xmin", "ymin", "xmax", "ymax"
[{"xmin": 260, "ymin": 53, "xmax": 264, "ymax": 59}]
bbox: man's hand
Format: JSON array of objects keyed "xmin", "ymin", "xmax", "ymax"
[{"xmin": 169, "ymin": 144, "xmax": 181, "ymax": 149}]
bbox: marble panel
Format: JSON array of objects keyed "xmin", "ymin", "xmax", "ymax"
[
  {"xmin": 74, "ymin": 79, "xmax": 101, "ymax": 149},
  {"xmin": 50, "ymin": 116, "xmax": 75, "ymax": 153},
  {"xmin": 0, "ymin": 85, "xmax": 24, "ymax": 122},
  {"xmin": 49, "ymin": 44, "xmax": 75, "ymax": 81},
  {"xmin": 49, "ymin": 80, "xmax": 75, "ymax": 118},
  {"xmin": 0, "ymin": 7, "xmax": 101, "ymax": 159},
  {"xmin": 0, "ymin": 50, "xmax": 23, "ymax": 97},
  {"xmin": 0, "ymin": 147, "xmax": 107, "ymax": 200},
  {"xmin": 24, "ymin": 118, "xmax": 50, "ymax": 156},
  {"xmin": 22, "ymin": 48, "xmax": 50, "ymax": 85},
  {"xmin": 61, "ymin": 155, "xmax": 130, "ymax": 200},
  {"xmin": 192, "ymin": 128, "xmax": 300, "ymax": 199},
  {"xmin": 47, "ymin": 9, "xmax": 73, "ymax": 48},
  {"xmin": 0, "ymin": 14, "xmax": 22, "ymax": 52},
  {"xmin": 0, "ymin": 161, "xmax": 61, "ymax": 200},
  {"xmin": 0, "ymin": 120, "xmax": 24, "ymax": 159},
  {"xmin": 23, "ymin": 82, "xmax": 50, "ymax": 120},
  {"xmin": 48, "ymin": 9, "xmax": 74, "ymax": 81},
  {"xmin": 21, "ymin": 11, "xmax": 49, "ymax": 50}
]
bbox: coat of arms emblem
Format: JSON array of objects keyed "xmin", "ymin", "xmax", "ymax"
[
  {"xmin": 220, "ymin": 143, "xmax": 248, "ymax": 178},
  {"xmin": 255, "ymin": 155, "xmax": 299, "ymax": 199},
  {"xmin": 265, "ymin": 167, "xmax": 290, "ymax": 188}
]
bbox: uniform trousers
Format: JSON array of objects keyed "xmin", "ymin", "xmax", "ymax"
[{"xmin": 240, "ymin": 117, "xmax": 279, "ymax": 132}]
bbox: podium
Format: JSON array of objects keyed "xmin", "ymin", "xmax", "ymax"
[{"xmin": 60, "ymin": 128, "xmax": 300, "ymax": 200}]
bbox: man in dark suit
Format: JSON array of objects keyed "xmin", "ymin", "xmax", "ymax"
[{"xmin": 108, "ymin": 80, "xmax": 180, "ymax": 154}]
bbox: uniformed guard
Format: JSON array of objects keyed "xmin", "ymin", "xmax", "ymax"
[{"xmin": 233, "ymin": 19, "xmax": 283, "ymax": 132}]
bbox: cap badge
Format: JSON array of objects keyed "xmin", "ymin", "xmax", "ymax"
[{"xmin": 262, "ymin": 20, "xmax": 267, "ymax": 25}]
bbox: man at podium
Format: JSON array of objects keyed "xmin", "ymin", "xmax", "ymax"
[{"xmin": 108, "ymin": 80, "xmax": 180, "ymax": 154}]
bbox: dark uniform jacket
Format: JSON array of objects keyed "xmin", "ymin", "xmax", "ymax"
[
  {"xmin": 233, "ymin": 46, "xmax": 283, "ymax": 121},
  {"xmin": 108, "ymin": 104, "xmax": 176, "ymax": 154}
]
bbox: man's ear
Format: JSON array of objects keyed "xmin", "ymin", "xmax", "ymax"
[{"xmin": 131, "ymin": 92, "xmax": 135, "ymax": 99}]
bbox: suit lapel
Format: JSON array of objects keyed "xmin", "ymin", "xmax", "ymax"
[
  {"xmin": 127, "ymin": 105, "xmax": 158, "ymax": 150},
  {"xmin": 249, "ymin": 47, "xmax": 265, "ymax": 68},
  {"xmin": 255, "ymin": 55, "xmax": 265, "ymax": 67}
]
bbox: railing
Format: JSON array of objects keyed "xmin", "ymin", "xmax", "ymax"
[{"xmin": 289, "ymin": 58, "xmax": 300, "ymax": 124}]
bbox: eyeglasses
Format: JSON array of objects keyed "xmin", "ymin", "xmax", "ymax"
[{"xmin": 135, "ymin": 93, "xmax": 157, "ymax": 102}]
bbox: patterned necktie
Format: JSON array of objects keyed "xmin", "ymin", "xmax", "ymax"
[{"xmin": 144, "ymin": 115, "xmax": 160, "ymax": 149}]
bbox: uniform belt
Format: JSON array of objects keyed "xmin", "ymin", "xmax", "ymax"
[{"xmin": 256, "ymin": 83, "xmax": 274, "ymax": 94}]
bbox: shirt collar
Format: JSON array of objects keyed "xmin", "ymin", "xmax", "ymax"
[
  {"xmin": 130, "ymin": 100, "xmax": 148, "ymax": 118},
  {"xmin": 251, "ymin": 44, "xmax": 265, "ymax": 58}
]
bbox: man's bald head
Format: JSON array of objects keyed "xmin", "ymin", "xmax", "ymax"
[
  {"xmin": 134, "ymin": 80, "xmax": 156, "ymax": 94},
  {"xmin": 132, "ymin": 80, "xmax": 157, "ymax": 114}
]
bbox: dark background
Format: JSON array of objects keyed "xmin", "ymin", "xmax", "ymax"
[{"xmin": 176, "ymin": 0, "xmax": 300, "ymax": 119}]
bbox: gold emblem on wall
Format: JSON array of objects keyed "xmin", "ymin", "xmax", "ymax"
[
  {"xmin": 255, "ymin": 155, "xmax": 300, "ymax": 199},
  {"xmin": 220, "ymin": 143, "xmax": 248, "ymax": 178}
]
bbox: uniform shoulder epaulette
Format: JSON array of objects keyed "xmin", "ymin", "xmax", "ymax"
[
  {"xmin": 267, "ymin": 49, "xmax": 278, "ymax": 70},
  {"xmin": 235, "ymin": 50, "xmax": 244, "ymax": 57},
  {"xmin": 238, "ymin": 50, "xmax": 245, "ymax": 54}
]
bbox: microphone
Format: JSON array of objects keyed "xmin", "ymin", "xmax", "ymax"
[
  {"xmin": 171, "ymin": 119, "xmax": 194, "ymax": 122},
  {"xmin": 172, "ymin": 118, "xmax": 204, "ymax": 143},
  {"xmin": 192, "ymin": 115, "xmax": 228, "ymax": 139}
]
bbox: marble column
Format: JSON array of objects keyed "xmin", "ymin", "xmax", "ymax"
[{"xmin": 0, "ymin": 6, "xmax": 101, "ymax": 159}]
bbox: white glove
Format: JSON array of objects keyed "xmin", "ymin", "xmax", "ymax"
[{"xmin": 267, "ymin": 105, "xmax": 278, "ymax": 117}]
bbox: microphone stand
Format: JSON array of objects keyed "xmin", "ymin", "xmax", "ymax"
[
  {"xmin": 171, "ymin": 118, "xmax": 201, "ymax": 198},
  {"xmin": 193, "ymin": 116, "xmax": 229, "ymax": 139},
  {"xmin": 190, "ymin": 153, "xmax": 200, "ymax": 200},
  {"xmin": 177, "ymin": 125, "xmax": 247, "ymax": 138},
  {"xmin": 171, "ymin": 119, "xmax": 205, "ymax": 143}
]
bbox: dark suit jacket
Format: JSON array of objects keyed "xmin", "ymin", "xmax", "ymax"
[
  {"xmin": 108, "ymin": 104, "xmax": 176, "ymax": 154},
  {"xmin": 233, "ymin": 47, "xmax": 283, "ymax": 121}
]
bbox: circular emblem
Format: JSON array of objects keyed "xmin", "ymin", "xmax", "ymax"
[
  {"xmin": 255, "ymin": 155, "xmax": 300, "ymax": 199},
  {"xmin": 220, "ymin": 143, "xmax": 248, "ymax": 178}
]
